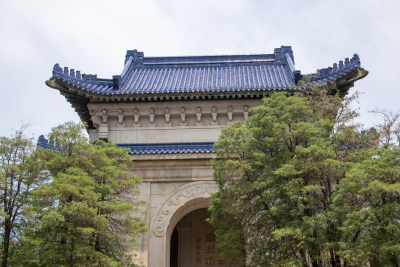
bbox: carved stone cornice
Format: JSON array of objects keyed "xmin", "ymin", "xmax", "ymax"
[{"xmin": 88, "ymin": 103, "xmax": 253, "ymax": 129}]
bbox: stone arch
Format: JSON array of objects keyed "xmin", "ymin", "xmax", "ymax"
[
  {"xmin": 150, "ymin": 181, "xmax": 218, "ymax": 237},
  {"xmin": 148, "ymin": 181, "xmax": 218, "ymax": 267}
]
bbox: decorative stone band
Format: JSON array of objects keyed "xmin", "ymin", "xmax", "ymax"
[
  {"xmin": 89, "ymin": 105, "xmax": 250, "ymax": 129},
  {"xmin": 151, "ymin": 181, "xmax": 219, "ymax": 237}
]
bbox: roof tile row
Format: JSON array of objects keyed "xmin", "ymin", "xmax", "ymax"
[{"xmin": 37, "ymin": 135, "xmax": 215, "ymax": 155}]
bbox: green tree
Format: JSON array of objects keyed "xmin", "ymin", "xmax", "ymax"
[
  {"xmin": 209, "ymin": 87, "xmax": 367, "ymax": 266},
  {"xmin": 18, "ymin": 122, "xmax": 146, "ymax": 266},
  {"xmin": 332, "ymin": 111, "xmax": 400, "ymax": 266},
  {"xmin": 0, "ymin": 128, "xmax": 47, "ymax": 267},
  {"xmin": 333, "ymin": 145, "xmax": 400, "ymax": 266}
]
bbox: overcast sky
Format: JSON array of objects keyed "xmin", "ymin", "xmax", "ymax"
[{"xmin": 1, "ymin": 0, "xmax": 399, "ymax": 139}]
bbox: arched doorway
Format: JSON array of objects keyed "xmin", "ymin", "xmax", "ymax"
[
  {"xmin": 148, "ymin": 182, "xmax": 219, "ymax": 267},
  {"xmin": 170, "ymin": 208, "xmax": 225, "ymax": 267}
]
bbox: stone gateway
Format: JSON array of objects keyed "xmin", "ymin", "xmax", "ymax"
[{"xmin": 45, "ymin": 46, "xmax": 367, "ymax": 266}]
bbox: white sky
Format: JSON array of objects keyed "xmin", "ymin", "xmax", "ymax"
[{"xmin": 1, "ymin": 0, "xmax": 399, "ymax": 138}]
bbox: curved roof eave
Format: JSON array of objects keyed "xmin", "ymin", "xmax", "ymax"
[
  {"xmin": 47, "ymin": 77, "xmax": 290, "ymax": 101},
  {"xmin": 336, "ymin": 68, "xmax": 369, "ymax": 90}
]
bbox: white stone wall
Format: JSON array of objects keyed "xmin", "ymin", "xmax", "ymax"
[{"xmin": 130, "ymin": 155, "xmax": 216, "ymax": 266}]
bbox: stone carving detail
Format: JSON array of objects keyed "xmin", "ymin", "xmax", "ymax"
[
  {"xmin": 228, "ymin": 106, "xmax": 233, "ymax": 122},
  {"xmin": 211, "ymin": 107, "xmax": 218, "ymax": 125},
  {"xmin": 149, "ymin": 108, "xmax": 156, "ymax": 127},
  {"xmin": 196, "ymin": 107, "xmax": 202, "ymax": 126},
  {"xmin": 102, "ymin": 109, "xmax": 108, "ymax": 124},
  {"xmin": 99, "ymin": 109, "xmax": 109, "ymax": 140},
  {"xmin": 89, "ymin": 104, "xmax": 253, "ymax": 130},
  {"xmin": 165, "ymin": 108, "xmax": 171, "ymax": 127},
  {"xmin": 180, "ymin": 107, "xmax": 187, "ymax": 126},
  {"xmin": 151, "ymin": 182, "xmax": 218, "ymax": 237},
  {"xmin": 133, "ymin": 108, "xmax": 140, "ymax": 126},
  {"xmin": 91, "ymin": 114, "xmax": 101, "ymax": 128},
  {"xmin": 118, "ymin": 109, "xmax": 125, "ymax": 127},
  {"xmin": 244, "ymin": 106, "xmax": 249, "ymax": 120}
]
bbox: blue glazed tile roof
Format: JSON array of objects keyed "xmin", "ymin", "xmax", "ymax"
[
  {"xmin": 37, "ymin": 135, "xmax": 215, "ymax": 155},
  {"xmin": 117, "ymin": 64, "xmax": 293, "ymax": 94},
  {"xmin": 50, "ymin": 46, "xmax": 298, "ymax": 96},
  {"xmin": 46, "ymin": 46, "xmax": 367, "ymax": 129},
  {"xmin": 118, "ymin": 142, "xmax": 215, "ymax": 154},
  {"xmin": 49, "ymin": 46, "xmax": 365, "ymax": 97},
  {"xmin": 37, "ymin": 136, "xmax": 365, "ymax": 156},
  {"xmin": 37, "ymin": 135, "xmax": 65, "ymax": 152},
  {"xmin": 299, "ymin": 54, "xmax": 363, "ymax": 89}
]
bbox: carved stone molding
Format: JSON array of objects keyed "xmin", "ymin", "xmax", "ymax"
[
  {"xmin": 118, "ymin": 109, "xmax": 125, "ymax": 127},
  {"xmin": 99, "ymin": 109, "xmax": 109, "ymax": 140},
  {"xmin": 211, "ymin": 106, "xmax": 218, "ymax": 125},
  {"xmin": 150, "ymin": 181, "xmax": 218, "ymax": 237},
  {"xmin": 87, "ymin": 101, "xmax": 260, "ymax": 130},
  {"xmin": 133, "ymin": 108, "xmax": 140, "ymax": 126},
  {"xmin": 244, "ymin": 106, "xmax": 249, "ymax": 120},
  {"xmin": 102, "ymin": 109, "xmax": 108, "ymax": 124},
  {"xmin": 165, "ymin": 108, "xmax": 171, "ymax": 127},
  {"xmin": 180, "ymin": 107, "xmax": 187, "ymax": 126},
  {"xmin": 196, "ymin": 107, "xmax": 202, "ymax": 126},
  {"xmin": 149, "ymin": 108, "xmax": 156, "ymax": 127},
  {"xmin": 228, "ymin": 106, "xmax": 233, "ymax": 122}
]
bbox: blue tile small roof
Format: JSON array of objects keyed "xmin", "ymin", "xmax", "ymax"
[
  {"xmin": 37, "ymin": 135, "xmax": 215, "ymax": 155},
  {"xmin": 37, "ymin": 135, "xmax": 65, "ymax": 152},
  {"xmin": 37, "ymin": 137, "xmax": 365, "ymax": 156},
  {"xmin": 119, "ymin": 142, "xmax": 215, "ymax": 154}
]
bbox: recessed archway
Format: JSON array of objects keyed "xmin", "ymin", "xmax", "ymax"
[
  {"xmin": 170, "ymin": 208, "xmax": 225, "ymax": 267},
  {"xmin": 148, "ymin": 181, "xmax": 218, "ymax": 267}
]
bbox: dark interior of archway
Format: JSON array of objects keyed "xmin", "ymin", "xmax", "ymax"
[{"xmin": 170, "ymin": 227, "xmax": 178, "ymax": 267}]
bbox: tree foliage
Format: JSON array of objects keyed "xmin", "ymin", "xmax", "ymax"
[
  {"xmin": 0, "ymin": 128, "xmax": 47, "ymax": 267},
  {"xmin": 210, "ymin": 86, "xmax": 400, "ymax": 266},
  {"xmin": 334, "ymin": 145, "xmax": 400, "ymax": 265},
  {"xmin": 14, "ymin": 122, "xmax": 146, "ymax": 266}
]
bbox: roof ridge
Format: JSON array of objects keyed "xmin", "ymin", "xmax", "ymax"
[{"xmin": 124, "ymin": 46, "xmax": 294, "ymax": 67}]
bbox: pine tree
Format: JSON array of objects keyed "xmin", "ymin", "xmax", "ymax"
[
  {"xmin": 19, "ymin": 122, "xmax": 146, "ymax": 266},
  {"xmin": 209, "ymin": 86, "xmax": 367, "ymax": 266},
  {"xmin": 333, "ymin": 118, "xmax": 400, "ymax": 265}
]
